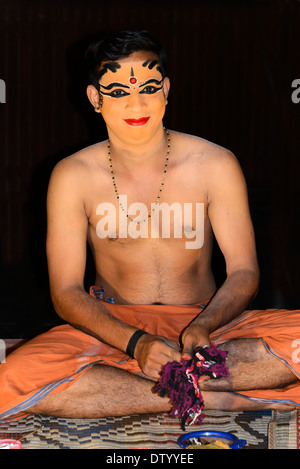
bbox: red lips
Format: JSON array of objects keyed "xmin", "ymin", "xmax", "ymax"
[{"xmin": 124, "ymin": 117, "xmax": 150, "ymax": 126}]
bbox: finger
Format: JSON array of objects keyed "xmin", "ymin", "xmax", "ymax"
[
  {"xmin": 181, "ymin": 337, "xmax": 196, "ymax": 360},
  {"xmin": 158, "ymin": 340, "xmax": 181, "ymax": 363},
  {"xmin": 164, "ymin": 339, "xmax": 180, "ymax": 352},
  {"xmin": 198, "ymin": 375, "xmax": 210, "ymax": 384},
  {"xmin": 166, "ymin": 348, "xmax": 181, "ymax": 363},
  {"xmin": 142, "ymin": 361, "xmax": 161, "ymax": 380}
]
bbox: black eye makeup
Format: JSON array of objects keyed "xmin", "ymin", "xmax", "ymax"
[
  {"xmin": 101, "ymin": 88, "xmax": 130, "ymax": 98},
  {"xmin": 139, "ymin": 85, "xmax": 163, "ymax": 95},
  {"xmin": 99, "ymin": 79, "xmax": 164, "ymax": 98},
  {"xmin": 139, "ymin": 78, "xmax": 163, "ymax": 95},
  {"xmin": 99, "ymin": 82, "xmax": 130, "ymax": 98}
]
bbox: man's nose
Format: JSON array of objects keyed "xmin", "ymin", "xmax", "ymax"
[{"xmin": 126, "ymin": 91, "xmax": 145, "ymax": 112}]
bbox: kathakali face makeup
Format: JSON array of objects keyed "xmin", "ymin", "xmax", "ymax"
[{"xmin": 89, "ymin": 51, "xmax": 169, "ymax": 143}]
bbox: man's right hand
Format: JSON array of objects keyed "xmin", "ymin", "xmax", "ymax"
[
  {"xmin": 134, "ymin": 334, "xmax": 181, "ymax": 380},
  {"xmin": 180, "ymin": 323, "xmax": 211, "ymax": 360}
]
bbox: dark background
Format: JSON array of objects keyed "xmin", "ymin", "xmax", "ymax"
[{"xmin": 0, "ymin": 0, "xmax": 299, "ymax": 339}]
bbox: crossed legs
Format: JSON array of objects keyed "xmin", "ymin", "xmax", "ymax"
[{"xmin": 28, "ymin": 338, "xmax": 297, "ymax": 418}]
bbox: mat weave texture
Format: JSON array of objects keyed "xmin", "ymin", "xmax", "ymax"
[
  {"xmin": 268, "ymin": 409, "xmax": 300, "ymax": 449},
  {"xmin": 0, "ymin": 410, "xmax": 272, "ymax": 449}
]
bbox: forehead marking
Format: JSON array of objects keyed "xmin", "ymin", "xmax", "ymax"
[
  {"xmin": 142, "ymin": 59, "xmax": 163, "ymax": 77},
  {"xmin": 129, "ymin": 66, "xmax": 138, "ymax": 85},
  {"xmin": 98, "ymin": 62, "xmax": 121, "ymax": 80},
  {"xmin": 98, "ymin": 59, "xmax": 164, "ymax": 92},
  {"xmin": 142, "ymin": 59, "xmax": 158, "ymax": 69}
]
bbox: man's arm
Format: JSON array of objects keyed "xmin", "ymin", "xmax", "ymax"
[
  {"xmin": 46, "ymin": 158, "xmax": 180, "ymax": 379},
  {"xmin": 181, "ymin": 150, "xmax": 260, "ymax": 358}
]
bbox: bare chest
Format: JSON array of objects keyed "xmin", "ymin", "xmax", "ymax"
[
  {"xmin": 85, "ymin": 156, "xmax": 210, "ymax": 252},
  {"xmin": 93, "ymin": 195, "xmax": 206, "ymax": 251}
]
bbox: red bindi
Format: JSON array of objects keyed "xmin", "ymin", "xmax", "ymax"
[
  {"xmin": 129, "ymin": 77, "xmax": 137, "ymax": 85},
  {"xmin": 129, "ymin": 67, "xmax": 138, "ymax": 85}
]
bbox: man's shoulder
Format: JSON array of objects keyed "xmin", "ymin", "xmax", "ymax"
[
  {"xmin": 50, "ymin": 141, "xmax": 107, "ymax": 181},
  {"xmin": 172, "ymin": 130, "xmax": 236, "ymax": 167}
]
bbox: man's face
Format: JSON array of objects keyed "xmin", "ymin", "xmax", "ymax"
[{"xmin": 96, "ymin": 51, "xmax": 169, "ymax": 144}]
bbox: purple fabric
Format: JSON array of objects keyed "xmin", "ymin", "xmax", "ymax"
[{"xmin": 154, "ymin": 345, "xmax": 229, "ymax": 429}]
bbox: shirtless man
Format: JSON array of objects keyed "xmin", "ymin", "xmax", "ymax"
[{"xmin": 27, "ymin": 30, "xmax": 297, "ymax": 418}]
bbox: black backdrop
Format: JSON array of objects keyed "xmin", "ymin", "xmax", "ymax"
[{"xmin": 0, "ymin": 0, "xmax": 299, "ymax": 338}]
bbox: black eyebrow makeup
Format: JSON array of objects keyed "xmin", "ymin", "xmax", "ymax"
[
  {"xmin": 99, "ymin": 81, "xmax": 131, "ymax": 97},
  {"xmin": 98, "ymin": 60, "xmax": 164, "ymax": 98},
  {"xmin": 98, "ymin": 62, "xmax": 121, "ymax": 80},
  {"xmin": 100, "ymin": 82, "xmax": 130, "ymax": 90},
  {"xmin": 139, "ymin": 78, "xmax": 163, "ymax": 88}
]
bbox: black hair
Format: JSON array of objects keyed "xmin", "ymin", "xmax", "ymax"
[{"xmin": 85, "ymin": 30, "xmax": 167, "ymax": 89}]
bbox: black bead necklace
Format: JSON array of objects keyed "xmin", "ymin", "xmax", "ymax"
[{"xmin": 107, "ymin": 129, "xmax": 171, "ymax": 225}]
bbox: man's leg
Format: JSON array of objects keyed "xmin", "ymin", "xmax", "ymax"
[
  {"xmin": 28, "ymin": 338, "xmax": 297, "ymax": 418},
  {"xmin": 201, "ymin": 338, "xmax": 297, "ymax": 392},
  {"xmin": 28, "ymin": 364, "xmax": 172, "ymax": 418}
]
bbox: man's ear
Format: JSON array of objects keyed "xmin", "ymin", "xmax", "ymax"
[
  {"xmin": 86, "ymin": 85, "xmax": 101, "ymax": 113},
  {"xmin": 163, "ymin": 77, "xmax": 170, "ymax": 102}
]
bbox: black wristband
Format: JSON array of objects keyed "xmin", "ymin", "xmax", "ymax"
[{"xmin": 126, "ymin": 329, "xmax": 148, "ymax": 359}]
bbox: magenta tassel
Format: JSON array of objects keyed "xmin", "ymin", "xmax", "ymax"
[{"xmin": 154, "ymin": 345, "xmax": 229, "ymax": 430}]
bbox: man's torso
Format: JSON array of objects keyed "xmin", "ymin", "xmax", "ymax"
[{"xmin": 68, "ymin": 131, "xmax": 224, "ymax": 304}]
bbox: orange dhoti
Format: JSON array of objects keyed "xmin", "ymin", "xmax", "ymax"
[{"xmin": 1, "ymin": 287, "xmax": 300, "ymax": 421}]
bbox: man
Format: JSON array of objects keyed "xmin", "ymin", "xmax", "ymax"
[{"xmin": 1, "ymin": 30, "xmax": 299, "ymax": 421}]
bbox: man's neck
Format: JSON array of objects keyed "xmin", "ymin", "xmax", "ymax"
[{"xmin": 106, "ymin": 125, "xmax": 168, "ymax": 171}]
